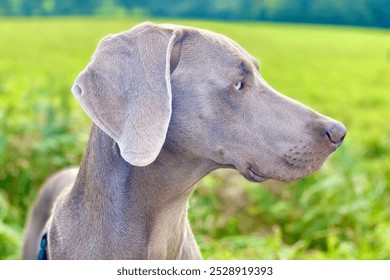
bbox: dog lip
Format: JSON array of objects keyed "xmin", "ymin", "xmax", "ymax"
[{"xmin": 248, "ymin": 167, "xmax": 267, "ymax": 182}]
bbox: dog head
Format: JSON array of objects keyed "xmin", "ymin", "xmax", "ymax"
[{"xmin": 72, "ymin": 22, "xmax": 346, "ymax": 182}]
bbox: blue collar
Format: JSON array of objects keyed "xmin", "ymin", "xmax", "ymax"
[{"xmin": 37, "ymin": 233, "xmax": 48, "ymax": 260}]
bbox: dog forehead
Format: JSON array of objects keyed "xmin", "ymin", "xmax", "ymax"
[
  {"xmin": 205, "ymin": 29, "xmax": 257, "ymax": 68},
  {"xmin": 186, "ymin": 28, "xmax": 253, "ymax": 68}
]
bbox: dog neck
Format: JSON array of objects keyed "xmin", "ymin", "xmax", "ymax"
[{"xmin": 62, "ymin": 124, "xmax": 216, "ymax": 259}]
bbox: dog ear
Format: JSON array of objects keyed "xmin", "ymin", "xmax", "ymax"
[{"xmin": 72, "ymin": 23, "xmax": 183, "ymax": 166}]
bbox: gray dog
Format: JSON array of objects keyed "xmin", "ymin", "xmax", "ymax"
[{"xmin": 23, "ymin": 22, "xmax": 346, "ymax": 260}]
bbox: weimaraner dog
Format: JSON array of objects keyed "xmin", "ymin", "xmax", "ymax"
[{"xmin": 23, "ymin": 22, "xmax": 346, "ymax": 260}]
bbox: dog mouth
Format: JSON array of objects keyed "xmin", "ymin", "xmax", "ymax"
[{"xmin": 247, "ymin": 167, "xmax": 268, "ymax": 183}]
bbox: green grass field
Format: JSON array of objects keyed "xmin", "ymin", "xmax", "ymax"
[{"xmin": 0, "ymin": 18, "xmax": 389, "ymax": 259}]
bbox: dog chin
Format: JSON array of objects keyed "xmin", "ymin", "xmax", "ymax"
[
  {"xmin": 236, "ymin": 156, "xmax": 327, "ymax": 183},
  {"xmin": 277, "ymin": 163, "xmax": 325, "ymax": 182}
]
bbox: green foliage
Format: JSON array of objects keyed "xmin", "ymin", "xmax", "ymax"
[
  {"xmin": 0, "ymin": 18, "xmax": 389, "ymax": 259},
  {"xmin": 0, "ymin": 0, "xmax": 389, "ymax": 28}
]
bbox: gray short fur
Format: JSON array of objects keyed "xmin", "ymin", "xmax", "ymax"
[{"xmin": 22, "ymin": 22, "xmax": 346, "ymax": 259}]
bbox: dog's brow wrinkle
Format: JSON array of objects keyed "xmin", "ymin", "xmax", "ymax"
[{"xmin": 239, "ymin": 61, "xmax": 252, "ymax": 75}]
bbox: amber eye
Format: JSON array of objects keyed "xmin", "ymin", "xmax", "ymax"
[{"xmin": 233, "ymin": 81, "xmax": 244, "ymax": 90}]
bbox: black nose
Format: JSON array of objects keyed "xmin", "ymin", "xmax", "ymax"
[{"xmin": 325, "ymin": 122, "xmax": 346, "ymax": 146}]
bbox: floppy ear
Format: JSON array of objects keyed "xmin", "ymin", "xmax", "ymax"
[{"xmin": 72, "ymin": 23, "xmax": 183, "ymax": 166}]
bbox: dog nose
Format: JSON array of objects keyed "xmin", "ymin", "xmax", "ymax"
[{"xmin": 325, "ymin": 122, "xmax": 346, "ymax": 146}]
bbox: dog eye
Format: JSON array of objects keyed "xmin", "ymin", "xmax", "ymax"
[{"xmin": 233, "ymin": 81, "xmax": 244, "ymax": 90}]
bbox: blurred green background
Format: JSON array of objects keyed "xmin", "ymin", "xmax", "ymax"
[{"xmin": 0, "ymin": 0, "xmax": 389, "ymax": 259}]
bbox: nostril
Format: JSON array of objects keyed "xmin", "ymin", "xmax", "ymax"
[
  {"xmin": 325, "ymin": 122, "xmax": 347, "ymax": 146},
  {"xmin": 72, "ymin": 83, "xmax": 83, "ymax": 96},
  {"xmin": 325, "ymin": 131, "xmax": 332, "ymax": 141}
]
